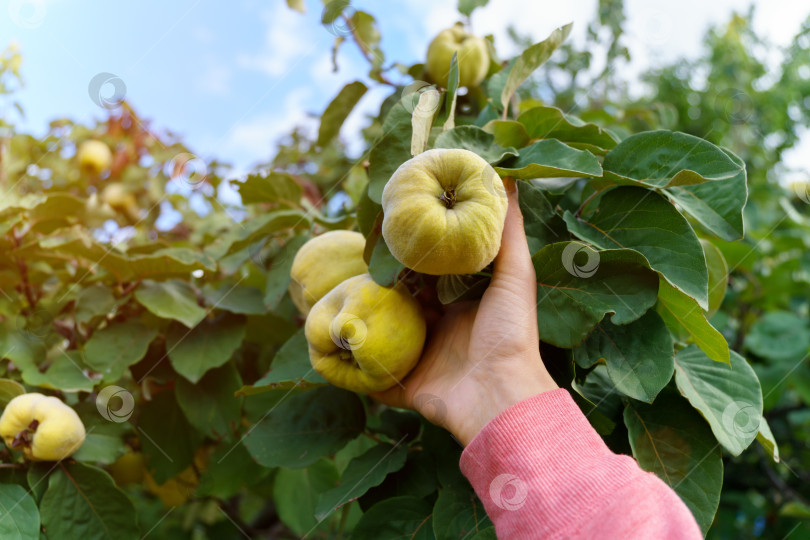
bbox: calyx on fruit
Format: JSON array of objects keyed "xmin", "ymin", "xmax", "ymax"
[
  {"xmin": 289, "ymin": 230, "xmax": 368, "ymax": 315},
  {"xmin": 381, "ymin": 148, "xmax": 508, "ymax": 275},
  {"xmin": 77, "ymin": 140, "xmax": 113, "ymax": 176},
  {"xmin": 0, "ymin": 393, "xmax": 85, "ymax": 461},
  {"xmin": 426, "ymin": 23, "xmax": 490, "ymax": 88},
  {"xmin": 305, "ymin": 274, "xmax": 426, "ymax": 393}
]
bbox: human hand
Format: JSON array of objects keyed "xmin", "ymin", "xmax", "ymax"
[{"xmin": 372, "ymin": 178, "xmax": 558, "ymax": 446}]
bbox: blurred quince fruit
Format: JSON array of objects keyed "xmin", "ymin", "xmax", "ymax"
[
  {"xmin": 306, "ymin": 274, "xmax": 426, "ymax": 393},
  {"xmin": 144, "ymin": 446, "xmax": 209, "ymax": 507},
  {"xmin": 382, "ymin": 148, "xmax": 508, "ymax": 275},
  {"xmin": 426, "ymin": 23, "xmax": 489, "ymax": 88},
  {"xmin": 109, "ymin": 451, "xmax": 146, "ymax": 487},
  {"xmin": 0, "ymin": 393, "xmax": 85, "ymax": 461},
  {"xmin": 100, "ymin": 182, "xmax": 140, "ymax": 222},
  {"xmin": 77, "ymin": 140, "xmax": 113, "ymax": 176},
  {"xmin": 289, "ymin": 230, "xmax": 368, "ymax": 315}
]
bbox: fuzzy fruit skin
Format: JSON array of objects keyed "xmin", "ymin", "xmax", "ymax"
[
  {"xmin": 0, "ymin": 393, "xmax": 85, "ymax": 461},
  {"xmin": 289, "ymin": 230, "xmax": 368, "ymax": 315},
  {"xmin": 426, "ymin": 23, "xmax": 490, "ymax": 88},
  {"xmin": 77, "ymin": 140, "xmax": 113, "ymax": 175},
  {"xmin": 381, "ymin": 148, "xmax": 508, "ymax": 275},
  {"xmin": 305, "ymin": 274, "xmax": 426, "ymax": 394}
]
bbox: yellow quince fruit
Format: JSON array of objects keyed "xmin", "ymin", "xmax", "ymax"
[
  {"xmin": 144, "ymin": 446, "xmax": 210, "ymax": 507},
  {"xmin": 0, "ymin": 393, "xmax": 85, "ymax": 461},
  {"xmin": 77, "ymin": 140, "xmax": 113, "ymax": 176},
  {"xmin": 100, "ymin": 182, "xmax": 140, "ymax": 222},
  {"xmin": 109, "ymin": 451, "xmax": 146, "ymax": 487},
  {"xmin": 289, "ymin": 230, "xmax": 368, "ymax": 315},
  {"xmin": 305, "ymin": 274, "xmax": 426, "ymax": 393},
  {"xmin": 426, "ymin": 23, "xmax": 490, "ymax": 88},
  {"xmin": 381, "ymin": 148, "xmax": 508, "ymax": 275}
]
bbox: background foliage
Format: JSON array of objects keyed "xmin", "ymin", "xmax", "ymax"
[{"xmin": 0, "ymin": 0, "xmax": 809, "ymax": 538}]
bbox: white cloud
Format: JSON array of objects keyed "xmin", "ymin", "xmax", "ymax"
[
  {"xmin": 237, "ymin": 3, "xmax": 318, "ymax": 77},
  {"xmin": 198, "ymin": 61, "xmax": 232, "ymax": 96}
]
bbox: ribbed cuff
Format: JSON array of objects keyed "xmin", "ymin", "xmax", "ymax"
[{"xmin": 459, "ymin": 388, "xmax": 639, "ymax": 539}]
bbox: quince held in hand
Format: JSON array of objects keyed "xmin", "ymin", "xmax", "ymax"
[
  {"xmin": 289, "ymin": 230, "xmax": 368, "ymax": 315},
  {"xmin": 382, "ymin": 148, "xmax": 508, "ymax": 275},
  {"xmin": 426, "ymin": 23, "xmax": 490, "ymax": 88},
  {"xmin": 77, "ymin": 139, "xmax": 113, "ymax": 176},
  {"xmin": 0, "ymin": 393, "xmax": 85, "ymax": 461},
  {"xmin": 305, "ymin": 274, "xmax": 426, "ymax": 394}
]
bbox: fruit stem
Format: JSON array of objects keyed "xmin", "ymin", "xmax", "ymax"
[{"xmin": 440, "ymin": 188, "xmax": 457, "ymax": 209}]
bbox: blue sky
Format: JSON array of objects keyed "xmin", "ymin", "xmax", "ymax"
[{"xmin": 2, "ymin": 0, "xmax": 809, "ymax": 178}]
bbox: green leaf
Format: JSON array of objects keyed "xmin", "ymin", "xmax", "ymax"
[
  {"xmin": 317, "ymin": 81, "xmax": 368, "ymax": 148},
  {"xmin": 235, "ymin": 171, "xmax": 302, "ymax": 206},
  {"xmin": 134, "ymin": 279, "xmax": 206, "ymax": 328},
  {"xmin": 517, "ymin": 106, "xmax": 619, "ymax": 151},
  {"xmin": 243, "ymin": 329, "xmax": 327, "ymax": 394},
  {"xmin": 533, "ymin": 243, "xmax": 659, "ymax": 347},
  {"xmin": 756, "ymin": 418, "xmax": 780, "ymax": 462},
  {"xmin": 203, "ymin": 283, "xmax": 266, "ymax": 315},
  {"xmin": 432, "ymin": 486, "xmax": 492, "ymax": 540},
  {"xmin": 494, "ymin": 139, "xmax": 602, "ymax": 179},
  {"xmin": 83, "ymin": 320, "xmax": 157, "ymax": 382},
  {"xmin": 601, "ymin": 131, "xmax": 745, "ymax": 189},
  {"xmin": 573, "ymin": 310, "xmax": 674, "ymax": 403},
  {"xmin": 441, "ymin": 53, "xmax": 459, "ymax": 130},
  {"xmin": 434, "ymin": 125, "xmax": 517, "ymax": 164},
  {"xmin": 563, "ymin": 186, "xmax": 709, "ymax": 310},
  {"xmin": 458, "ymin": 0, "xmax": 488, "ymax": 17},
  {"xmin": 22, "ymin": 351, "xmax": 96, "ymax": 392},
  {"xmin": 744, "ymin": 311, "xmax": 810, "ymax": 362},
  {"xmin": 0, "ymin": 378, "xmax": 25, "ymax": 405},
  {"xmin": 243, "ymin": 386, "xmax": 365, "ymax": 468},
  {"xmin": 273, "ymin": 459, "xmax": 340, "ymax": 536},
  {"xmin": 71, "ymin": 403, "xmax": 129, "ymax": 465},
  {"xmin": 674, "ymin": 346, "xmax": 762, "ymax": 456},
  {"xmin": 166, "ymin": 313, "xmax": 246, "ymax": 383},
  {"xmin": 286, "ymin": 0, "xmax": 305, "ymax": 13},
  {"xmin": 369, "ymin": 236, "xmax": 405, "ymax": 286},
  {"xmin": 351, "ymin": 496, "xmax": 434, "ymax": 540},
  {"xmin": 75, "ymin": 284, "xmax": 117, "ymax": 327},
  {"xmin": 368, "ymin": 102, "xmax": 413, "ymax": 203},
  {"xmin": 264, "ymin": 235, "xmax": 309, "ymax": 309},
  {"xmin": 0, "ymin": 484, "xmax": 39, "ymax": 540},
  {"xmin": 40, "ymin": 462, "xmax": 138, "ymax": 540},
  {"xmin": 315, "ymin": 443, "xmax": 408, "ymax": 518},
  {"xmin": 469, "ymin": 528, "xmax": 497, "ymax": 539},
  {"xmin": 700, "ymin": 239, "xmax": 728, "ymax": 317},
  {"xmin": 624, "ymin": 394, "xmax": 722, "ymax": 535},
  {"xmin": 517, "ymin": 180, "xmax": 565, "ymax": 248},
  {"xmin": 482, "ymin": 119, "xmax": 530, "ymax": 148},
  {"xmin": 501, "ymin": 24, "xmax": 572, "ymax": 111},
  {"xmin": 176, "ymin": 362, "xmax": 243, "ymax": 439},
  {"xmin": 138, "ymin": 391, "xmax": 203, "ymax": 484},
  {"xmin": 656, "ymin": 279, "xmax": 730, "ymax": 364},
  {"xmin": 666, "ymin": 147, "xmax": 747, "ymax": 240},
  {"xmin": 197, "ymin": 442, "xmax": 268, "ymax": 499}
]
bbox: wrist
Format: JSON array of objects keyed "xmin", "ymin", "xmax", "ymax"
[{"xmin": 451, "ymin": 355, "xmax": 557, "ymax": 446}]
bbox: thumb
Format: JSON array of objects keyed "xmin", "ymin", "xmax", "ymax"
[{"xmin": 492, "ymin": 178, "xmax": 536, "ymax": 289}]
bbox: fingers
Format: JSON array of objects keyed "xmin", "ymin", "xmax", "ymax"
[{"xmin": 493, "ymin": 178, "xmax": 536, "ymax": 287}]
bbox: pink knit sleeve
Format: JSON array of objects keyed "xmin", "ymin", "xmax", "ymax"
[{"xmin": 459, "ymin": 388, "xmax": 703, "ymax": 539}]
